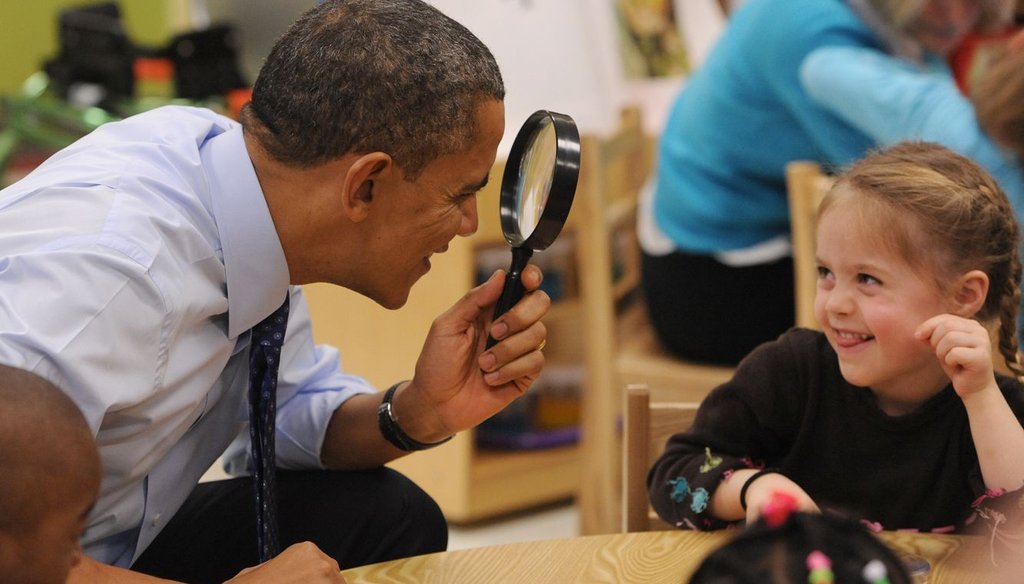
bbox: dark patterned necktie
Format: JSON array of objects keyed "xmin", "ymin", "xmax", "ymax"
[{"xmin": 248, "ymin": 296, "xmax": 289, "ymax": 563}]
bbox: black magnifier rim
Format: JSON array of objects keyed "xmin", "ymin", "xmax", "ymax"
[{"xmin": 498, "ymin": 110, "xmax": 581, "ymax": 250}]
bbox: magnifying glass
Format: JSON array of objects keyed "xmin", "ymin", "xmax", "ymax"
[{"xmin": 486, "ymin": 110, "xmax": 581, "ymax": 349}]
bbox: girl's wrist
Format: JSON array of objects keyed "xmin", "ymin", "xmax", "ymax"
[
  {"xmin": 739, "ymin": 468, "xmax": 784, "ymax": 511},
  {"xmin": 958, "ymin": 381, "xmax": 1002, "ymax": 409}
]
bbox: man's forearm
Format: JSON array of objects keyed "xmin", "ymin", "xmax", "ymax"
[
  {"xmin": 320, "ymin": 392, "xmax": 406, "ymax": 469},
  {"xmin": 320, "ymin": 382, "xmax": 453, "ymax": 469}
]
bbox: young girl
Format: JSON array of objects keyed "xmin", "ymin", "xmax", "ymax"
[{"xmin": 649, "ymin": 142, "xmax": 1024, "ymax": 539}]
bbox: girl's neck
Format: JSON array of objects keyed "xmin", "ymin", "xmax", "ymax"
[{"xmin": 870, "ymin": 368, "xmax": 950, "ymax": 416}]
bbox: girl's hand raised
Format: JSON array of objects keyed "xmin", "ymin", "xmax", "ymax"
[{"xmin": 915, "ymin": 314, "xmax": 996, "ymax": 398}]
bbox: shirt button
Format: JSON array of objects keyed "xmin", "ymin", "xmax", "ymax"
[{"xmin": 152, "ymin": 513, "xmax": 162, "ymax": 526}]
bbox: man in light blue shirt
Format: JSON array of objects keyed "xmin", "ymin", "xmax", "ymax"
[{"xmin": 0, "ymin": 1, "xmax": 549, "ymax": 582}]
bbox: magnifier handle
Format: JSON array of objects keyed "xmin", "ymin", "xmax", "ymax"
[{"xmin": 485, "ymin": 247, "xmax": 534, "ymax": 349}]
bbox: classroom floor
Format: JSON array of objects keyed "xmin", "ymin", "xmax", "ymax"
[{"xmin": 447, "ymin": 500, "xmax": 579, "ymax": 551}]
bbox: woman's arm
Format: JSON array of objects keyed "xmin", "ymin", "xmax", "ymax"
[
  {"xmin": 798, "ymin": 46, "xmax": 998, "ymax": 158},
  {"xmin": 799, "ymin": 45, "xmax": 1024, "ymax": 221}
]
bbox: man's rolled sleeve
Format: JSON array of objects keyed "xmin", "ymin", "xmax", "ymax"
[{"xmin": 224, "ymin": 289, "xmax": 377, "ymax": 473}]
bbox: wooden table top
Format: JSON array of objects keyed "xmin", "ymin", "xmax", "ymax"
[{"xmin": 340, "ymin": 529, "xmax": 1020, "ymax": 583}]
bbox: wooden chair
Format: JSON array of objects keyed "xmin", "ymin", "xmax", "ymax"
[
  {"xmin": 622, "ymin": 384, "xmax": 699, "ymax": 532},
  {"xmin": 785, "ymin": 160, "xmax": 832, "ymax": 330},
  {"xmin": 576, "ymin": 108, "xmax": 733, "ymax": 534}
]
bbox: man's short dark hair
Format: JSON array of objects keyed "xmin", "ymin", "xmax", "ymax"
[
  {"xmin": 242, "ymin": 0, "xmax": 505, "ymax": 178},
  {"xmin": 0, "ymin": 365, "xmax": 97, "ymax": 534}
]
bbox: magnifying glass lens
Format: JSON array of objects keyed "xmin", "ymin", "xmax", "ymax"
[
  {"xmin": 515, "ymin": 119, "xmax": 558, "ymax": 241},
  {"xmin": 485, "ymin": 110, "xmax": 580, "ymax": 350}
]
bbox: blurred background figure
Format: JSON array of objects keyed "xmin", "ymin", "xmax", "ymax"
[{"xmin": 639, "ymin": 0, "xmax": 1014, "ymax": 366}]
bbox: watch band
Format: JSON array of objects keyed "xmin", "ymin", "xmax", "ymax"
[{"xmin": 377, "ymin": 382, "xmax": 453, "ymax": 452}]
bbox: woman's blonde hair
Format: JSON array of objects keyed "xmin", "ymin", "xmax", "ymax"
[
  {"xmin": 820, "ymin": 141, "xmax": 1024, "ymax": 377},
  {"xmin": 868, "ymin": 0, "xmax": 1014, "ymax": 31},
  {"xmin": 973, "ymin": 46, "xmax": 1024, "ymax": 164}
]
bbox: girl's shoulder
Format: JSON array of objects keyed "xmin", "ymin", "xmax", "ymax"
[
  {"xmin": 742, "ymin": 327, "xmax": 835, "ymax": 366},
  {"xmin": 730, "ymin": 327, "xmax": 842, "ymax": 391}
]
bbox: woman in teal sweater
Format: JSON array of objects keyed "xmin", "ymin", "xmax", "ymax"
[{"xmin": 642, "ymin": 0, "xmax": 1011, "ymax": 365}]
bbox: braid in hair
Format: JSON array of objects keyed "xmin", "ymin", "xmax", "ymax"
[
  {"xmin": 967, "ymin": 181, "xmax": 1024, "ymax": 380},
  {"xmin": 993, "ymin": 205, "xmax": 1024, "ymax": 380}
]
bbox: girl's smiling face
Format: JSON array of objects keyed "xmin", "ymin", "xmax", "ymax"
[{"xmin": 813, "ymin": 194, "xmax": 955, "ymax": 412}]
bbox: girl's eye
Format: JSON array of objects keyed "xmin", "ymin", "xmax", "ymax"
[
  {"xmin": 857, "ymin": 273, "xmax": 880, "ymax": 285},
  {"xmin": 816, "ymin": 266, "xmax": 833, "ymax": 280}
]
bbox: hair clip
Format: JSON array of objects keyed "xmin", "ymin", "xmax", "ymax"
[
  {"xmin": 861, "ymin": 559, "xmax": 890, "ymax": 584},
  {"xmin": 806, "ymin": 550, "xmax": 834, "ymax": 584},
  {"xmin": 761, "ymin": 490, "xmax": 798, "ymax": 528}
]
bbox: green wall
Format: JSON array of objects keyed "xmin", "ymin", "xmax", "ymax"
[{"xmin": 0, "ymin": 1, "xmax": 170, "ymax": 94}]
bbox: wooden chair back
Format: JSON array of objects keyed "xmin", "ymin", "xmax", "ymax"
[
  {"xmin": 785, "ymin": 160, "xmax": 833, "ymax": 330},
  {"xmin": 622, "ymin": 384, "xmax": 699, "ymax": 532},
  {"xmin": 575, "ymin": 110, "xmax": 733, "ymax": 533}
]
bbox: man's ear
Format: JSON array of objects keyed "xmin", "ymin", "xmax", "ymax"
[
  {"xmin": 342, "ymin": 152, "xmax": 392, "ymax": 221},
  {"xmin": 952, "ymin": 269, "xmax": 990, "ymax": 317}
]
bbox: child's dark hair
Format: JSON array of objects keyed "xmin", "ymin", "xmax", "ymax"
[
  {"xmin": 689, "ymin": 511, "xmax": 913, "ymax": 583},
  {"xmin": 820, "ymin": 141, "xmax": 1024, "ymax": 378}
]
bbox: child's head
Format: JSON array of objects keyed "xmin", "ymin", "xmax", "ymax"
[
  {"xmin": 815, "ymin": 142, "xmax": 1023, "ymax": 385},
  {"xmin": 0, "ymin": 365, "xmax": 100, "ymax": 584},
  {"xmin": 689, "ymin": 510, "xmax": 913, "ymax": 583},
  {"xmin": 972, "ymin": 42, "xmax": 1024, "ymax": 165}
]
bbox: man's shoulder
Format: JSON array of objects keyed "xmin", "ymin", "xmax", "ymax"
[
  {"xmin": 125, "ymin": 104, "xmax": 235, "ymax": 126},
  {"xmin": 98, "ymin": 105, "xmax": 237, "ymax": 144},
  {"xmin": 56, "ymin": 105, "xmax": 242, "ymax": 192}
]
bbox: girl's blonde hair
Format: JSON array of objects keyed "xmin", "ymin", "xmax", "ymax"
[
  {"xmin": 868, "ymin": 0, "xmax": 1014, "ymax": 31},
  {"xmin": 972, "ymin": 46, "xmax": 1024, "ymax": 164},
  {"xmin": 820, "ymin": 141, "xmax": 1024, "ymax": 377}
]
